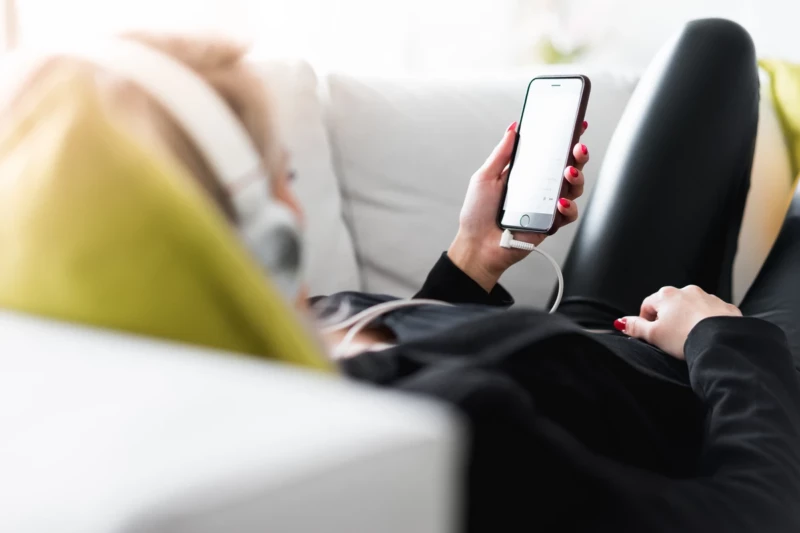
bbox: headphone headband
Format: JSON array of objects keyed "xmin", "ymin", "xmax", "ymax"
[{"xmin": 55, "ymin": 40, "xmax": 263, "ymax": 189}]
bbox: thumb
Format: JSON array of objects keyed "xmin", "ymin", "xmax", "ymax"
[
  {"xmin": 480, "ymin": 122, "xmax": 517, "ymax": 176},
  {"xmin": 615, "ymin": 316, "xmax": 655, "ymax": 343}
]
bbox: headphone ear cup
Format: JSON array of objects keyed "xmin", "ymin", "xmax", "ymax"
[{"xmin": 240, "ymin": 199, "xmax": 303, "ymax": 301}]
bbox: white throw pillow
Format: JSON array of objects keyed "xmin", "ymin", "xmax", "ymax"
[
  {"xmin": 248, "ymin": 59, "xmax": 361, "ymax": 296},
  {"xmin": 733, "ymin": 78, "xmax": 795, "ymax": 304}
]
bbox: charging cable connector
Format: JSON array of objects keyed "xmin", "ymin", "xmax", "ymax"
[{"xmin": 499, "ymin": 229, "xmax": 563, "ymax": 313}]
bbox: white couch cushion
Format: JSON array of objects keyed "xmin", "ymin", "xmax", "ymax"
[
  {"xmin": 250, "ymin": 59, "xmax": 361, "ymax": 296},
  {"xmin": 733, "ymin": 79, "xmax": 795, "ymax": 303},
  {"xmin": 325, "ymin": 68, "xmax": 637, "ymax": 306}
]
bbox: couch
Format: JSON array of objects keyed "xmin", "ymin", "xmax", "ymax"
[{"xmin": 1, "ymin": 59, "xmax": 794, "ymax": 532}]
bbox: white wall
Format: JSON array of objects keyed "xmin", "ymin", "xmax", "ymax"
[
  {"xmin": 585, "ymin": 0, "xmax": 800, "ymax": 67},
  {"xmin": 749, "ymin": 0, "xmax": 800, "ymax": 61},
  {"xmin": 400, "ymin": 0, "xmax": 800, "ymax": 72},
  {"xmin": 10, "ymin": 0, "xmax": 800, "ymax": 71}
]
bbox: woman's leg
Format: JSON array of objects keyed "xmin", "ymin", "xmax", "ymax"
[
  {"xmin": 558, "ymin": 19, "xmax": 760, "ymax": 328},
  {"xmin": 739, "ymin": 186, "xmax": 800, "ymax": 369}
]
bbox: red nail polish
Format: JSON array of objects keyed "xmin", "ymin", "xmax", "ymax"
[
  {"xmin": 581, "ymin": 144, "xmax": 588, "ymax": 155},
  {"xmin": 582, "ymin": 120, "xmax": 588, "ymax": 129},
  {"xmin": 569, "ymin": 167, "xmax": 579, "ymax": 177},
  {"xmin": 613, "ymin": 318, "xmax": 627, "ymax": 332},
  {"xmin": 559, "ymin": 198, "xmax": 570, "ymax": 208},
  {"xmin": 507, "ymin": 121, "xmax": 517, "ymax": 133}
]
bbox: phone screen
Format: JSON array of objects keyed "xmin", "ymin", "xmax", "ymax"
[{"xmin": 500, "ymin": 77, "xmax": 584, "ymax": 231}]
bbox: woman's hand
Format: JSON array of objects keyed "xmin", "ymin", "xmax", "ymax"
[
  {"xmin": 615, "ymin": 285, "xmax": 743, "ymax": 360},
  {"xmin": 448, "ymin": 121, "xmax": 590, "ymax": 292}
]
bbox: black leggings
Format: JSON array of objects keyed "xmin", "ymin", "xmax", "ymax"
[{"xmin": 559, "ymin": 18, "xmax": 800, "ymax": 371}]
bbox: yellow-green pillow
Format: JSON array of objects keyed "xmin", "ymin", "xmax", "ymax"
[
  {"xmin": 760, "ymin": 59, "xmax": 800, "ymax": 179},
  {"xmin": 0, "ymin": 65, "xmax": 331, "ymax": 373}
]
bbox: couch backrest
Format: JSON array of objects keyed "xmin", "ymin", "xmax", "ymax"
[
  {"xmin": 250, "ymin": 59, "xmax": 361, "ymax": 296},
  {"xmin": 322, "ymin": 67, "xmax": 795, "ymax": 306}
]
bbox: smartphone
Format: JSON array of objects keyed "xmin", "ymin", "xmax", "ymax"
[{"xmin": 497, "ymin": 75, "xmax": 591, "ymax": 233}]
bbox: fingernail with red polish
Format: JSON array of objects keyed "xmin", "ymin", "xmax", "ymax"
[
  {"xmin": 613, "ymin": 318, "xmax": 627, "ymax": 332},
  {"xmin": 559, "ymin": 198, "xmax": 570, "ymax": 208},
  {"xmin": 569, "ymin": 167, "xmax": 579, "ymax": 177},
  {"xmin": 581, "ymin": 144, "xmax": 588, "ymax": 155},
  {"xmin": 507, "ymin": 121, "xmax": 517, "ymax": 133},
  {"xmin": 583, "ymin": 120, "xmax": 588, "ymax": 129}
]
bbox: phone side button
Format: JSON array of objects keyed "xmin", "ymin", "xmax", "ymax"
[{"xmin": 520, "ymin": 215, "xmax": 531, "ymax": 227}]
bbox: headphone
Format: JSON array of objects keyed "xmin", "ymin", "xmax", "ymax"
[{"xmin": 5, "ymin": 41, "xmax": 303, "ymax": 300}]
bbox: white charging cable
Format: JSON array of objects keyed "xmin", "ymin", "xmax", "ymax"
[
  {"xmin": 321, "ymin": 298, "xmax": 453, "ymax": 335},
  {"xmin": 327, "ymin": 233, "xmax": 562, "ymax": 357},
  {"xmin": 499, "ymin": 229, "xmax": 563, "ymax": 314},
  {"xmin": 326, "ymin": 298, "xmax": 453, "ymax": 358}
]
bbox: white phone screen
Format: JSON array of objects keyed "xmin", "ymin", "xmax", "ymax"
[{"xmin": 502, "ymin": 78, "xmax": 583, "ymax": 222}]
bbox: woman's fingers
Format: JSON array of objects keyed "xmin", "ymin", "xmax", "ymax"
[
  {"xmin": 639, "ymin": 289, "xmax": 667, "ymax": 321},
  {"xmin": 563, "ymin": 166, "xmax": 584, "ymax": 200},
  {"xmin": 573, "ymin": 142, "xmax": 589, "ymax": 171},
  {"xmin": 479, "ymin": 121, "xmax": 518, "ymax": 177},
  {"xmin": 614, "ymin": 316, "xmax": 655, "ymax": 343},
  {"xmin": 556, "ymin": 197, "xmax": 578, "ymax": 226},
  {"xmin": 563, "ymin": 122, "xmax": 588, "ymax": 199}
]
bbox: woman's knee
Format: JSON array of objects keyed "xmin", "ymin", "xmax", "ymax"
[{"xmin": 678, "ymin": 18, "xmax": 756, "ymax": 75}]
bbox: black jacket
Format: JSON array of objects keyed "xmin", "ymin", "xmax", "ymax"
[{"xmin": 341, "ymin": 254, "xmax": 800, "ymax": 532}]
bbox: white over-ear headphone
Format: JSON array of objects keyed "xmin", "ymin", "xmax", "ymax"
[{"xmin": 4, "ymin": 40, "xmax": 303, "ymax": 300}]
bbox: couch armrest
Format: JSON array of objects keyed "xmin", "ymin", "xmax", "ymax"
[{"xmin": 0, "ymin": 312, "xmax": 462, "ymax": 533}]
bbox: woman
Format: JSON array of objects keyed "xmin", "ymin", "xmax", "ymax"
[{"xmin": 2, "ymin": 20, "xmax": 799, "ymax": 533}]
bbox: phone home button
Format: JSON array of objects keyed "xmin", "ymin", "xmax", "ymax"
[{"xmin": 520, "ymin": 214, "xmax": 531, "ymax": 227}]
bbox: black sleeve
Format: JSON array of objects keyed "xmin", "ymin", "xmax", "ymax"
[
  {"xmin": 599, "ymin": 317, "xmax": 800, "ymax": 532},
  {"xmin": 414, "ymin": 252, "xmax": 513, "ymax": 306}
]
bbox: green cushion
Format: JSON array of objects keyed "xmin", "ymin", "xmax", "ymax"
[
  {"xmin": 0, "ymin": 66, "xmax": 331, "ymax": 373},
  {"xmin": 760, "ymin": 59, "xmax": 800, "ymax": 179}
]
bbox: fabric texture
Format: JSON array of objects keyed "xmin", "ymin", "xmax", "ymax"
[
  {"xmin": 413, "ymin": 252, "xmax": 513, "ymax": 306},
  {"xmin": 0, "ymin": 66, "xmax": 330, "ymax": 372},
  {"xmin": 760, "ymin": 58, "xmax": 800, "ymax": 179}
]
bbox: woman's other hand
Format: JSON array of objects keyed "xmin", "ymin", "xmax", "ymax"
[
  {"xmin": 615, "ymin": 285, "xmax": 743, "ymax": 360},
  {"xmin": 448, "ymin": 121, "xmax": 589, "ymax": 292}
]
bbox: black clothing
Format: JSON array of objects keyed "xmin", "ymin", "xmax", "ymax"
[
  {"xmin": 558, "ymin": 18, "xmax": 800, "ymax": 375},
  {"xmin": 323, "ymin": 18, "xmax": 800, "ymax": 532},
  {"xmin": 740, "ymin": 186, "xmax": 800, "ymax": 367},
  {"xmin": 339, "ymin": 256, "xmax": 800, "ymax": 532}
]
